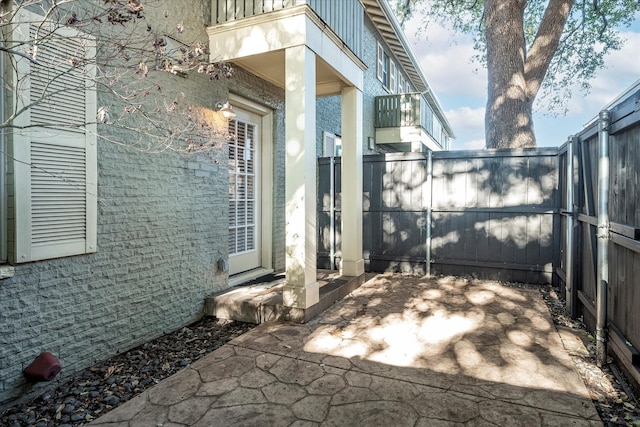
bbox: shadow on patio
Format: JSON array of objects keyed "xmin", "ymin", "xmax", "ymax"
[{"xmin": 91, "ymin": 274, "xmax": 600, "ymax": 426}]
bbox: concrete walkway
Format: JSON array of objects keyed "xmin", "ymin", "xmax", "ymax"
[{"xmin": 91, "ymin": 274, "xmax": 602, "ymax": 426}]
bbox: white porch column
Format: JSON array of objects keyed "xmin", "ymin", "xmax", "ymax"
[
  {"xmin": 340, "ymin": 87, "xmax": 365, "ymax": 277},
  {"xmin": 283, "ymin": 45, "xmax": 319, "ymax": 309}
]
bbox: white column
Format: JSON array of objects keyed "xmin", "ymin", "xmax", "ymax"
[
  {"xmin": 283, "ymin": 45, "xmax": 319, "ymax": 309},
  {"xmin": 340, "ymin": 87, "xmax": 364, "ymax": 277},
  {"xmin": 411, "ymin": 141, "xmax": 423, "ymax": 152}
]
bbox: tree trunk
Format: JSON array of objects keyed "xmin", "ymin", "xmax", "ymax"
[
  {"xmin": 484, "ymin": 0, "xmax": 534, "ymax": 148},
  {"xmin": 484, "ymin": 0, "xmax": 574, "ymax": 148}
]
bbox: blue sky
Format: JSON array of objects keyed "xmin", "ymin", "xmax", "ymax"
[{"xmin": 402, "ymin": 12, "xmax": 640, "ymax": 150}]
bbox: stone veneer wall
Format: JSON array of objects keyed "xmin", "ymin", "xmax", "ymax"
[
  {"xmin": 0, "ymin": 0, "xmax": 285, "ymax": 405},
  {"xmin": 0, "ymin": 1, "xmax": 408, "ymax": 405}
]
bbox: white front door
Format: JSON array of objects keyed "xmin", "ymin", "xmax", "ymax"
[{"xmin": 228, "ymin": 109, "xmax": 261, "ymax": 275}]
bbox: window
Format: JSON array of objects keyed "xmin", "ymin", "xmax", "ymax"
[
  {"xmin": 228, "ymin": 118, "xmax": 258, "ymax": 258},
  {"xmin": 376, "ymin": 41, "xmax": 398, "ymax": 93},
  {"xmin": 382, "ymin": 55, "xmax": 389, "ymax": 89},
  {"xmin": 389, "ymin": 61, "xmax": 397, "ymax": 94},
  {"xmin": 322, "ymin": 132, "xmax": 342, "ymax": 157},
  {"xmin": 398, "ymin": 75, "xmax": 405, "ymax": 94},
  {"xmin": 433, "ymin": 119, "xmax": 443, "ymax": 146},
  {"xmin": 10, "ymin": 10, "xmax": 97, "ymax": 263},
  {"xmin": 376, "ymin": 42, "xmax": 384, "ymax": 81}
]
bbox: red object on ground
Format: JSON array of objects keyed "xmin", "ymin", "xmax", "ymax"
[{"xmin": 23, "ymin": 352, "xmax": 62, "ymax": 382}]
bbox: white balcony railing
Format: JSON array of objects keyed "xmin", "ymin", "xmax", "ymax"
[{"xmin": 212, "ymin": 0, "xmax": 363, "ymax": 59}]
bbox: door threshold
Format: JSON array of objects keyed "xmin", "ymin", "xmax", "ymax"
[{"xmin": 229, "ymin": 268, "xmax": 275, "ymax": 287}]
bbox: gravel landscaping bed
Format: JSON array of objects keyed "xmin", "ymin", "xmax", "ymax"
[
  {"xmin": 0, "ymin": 318, "xmax": 255, "ymax": 427},
  {"xmin": 540, "ymin": 285, "xmax": 640, "ymax": 426},
  {"xmin": 1, "ymin": 281, "xmax": 639, "ymax": 426}
]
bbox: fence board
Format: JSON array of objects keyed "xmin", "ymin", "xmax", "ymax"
[
  {"xmin": 431, "ymin": 149, "xmax": 557, "ymax": 283},
  {"xmin": 488, "ymin": 156, "xmax": 505, "ymax": 208},
  {"xmin": 476, "ymin": 212, "xmax": 490, "ymax": 262},
  {"xmin": 610, "ymin": 129, "xmax": 640, "ymax": 227},
  {"xmin": 565, "ymin": 87, "xmax": 640, "ymax": 388},
  {"xmin": 326, "ymin": 150, "xmax": 559, "ymax": 282},
  {"xmin": 318, "ymin": 91, "xmax": 640, "ymax": 382}
]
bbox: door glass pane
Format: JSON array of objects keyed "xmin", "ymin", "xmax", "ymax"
[{"xmin": 229, "ymin": 119, "xmax": 257, "ymax": 256}]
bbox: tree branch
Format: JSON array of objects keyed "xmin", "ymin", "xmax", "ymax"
[
  {"xmin": 0, "ymin": 45, "xmax": 41, "ymax": 64},
  {"xmin": 592, "ymin": 0, "xmax": 609, "ymax": 42},
  {"xmin": 524, "ymin": 0, "xmax": 575, "ymax": 100}
]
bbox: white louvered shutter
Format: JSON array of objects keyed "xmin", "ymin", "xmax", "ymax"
[
  {"xmin": 389, "ymin": 61, "xmax": 397, "ymax": 94},
  {"xmin": 12, "ymin": 10, "xmax": 97, "ymax": 263}
]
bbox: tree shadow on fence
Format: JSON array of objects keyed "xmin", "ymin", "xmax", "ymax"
[{"xmin": 318, "ymin": 150, "xmax": 560, "ymax": 284}]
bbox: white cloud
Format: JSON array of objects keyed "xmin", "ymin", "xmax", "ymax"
[
  {"xmin": 446, "ymin": 106, "xmax": 484, "ymax": 131},
  {"xmin": 420, "ymin": 46, "xmax": 486, "ymax": 99},
  {"xmin": 444, "ymin": 106, "xmax": 485, "ymax": 150},
  {"xmin": 461, "ymin": 139, "xmax": 486, "ymax": 150},
  {"xmin": 404, "ymin": 19, "xmax": 486, "ymax": 100}
]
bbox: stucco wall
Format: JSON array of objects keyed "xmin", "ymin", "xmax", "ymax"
[{"xmin": 0, "ymin": 1, "xmax": 286, "ymax": 405}]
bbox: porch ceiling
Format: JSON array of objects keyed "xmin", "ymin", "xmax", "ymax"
[{"xmin": 234, "ymin": 52, "xmax": 349, "ymax": 97}]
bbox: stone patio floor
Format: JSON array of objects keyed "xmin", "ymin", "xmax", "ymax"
[{"xmin": 90, "ymin": 274, "xmax": 601, "ymax": 426}]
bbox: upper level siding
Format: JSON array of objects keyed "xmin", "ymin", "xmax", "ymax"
[{"xmin": 212, "ymin": 0, "xmax": 364, "ymax": 59}]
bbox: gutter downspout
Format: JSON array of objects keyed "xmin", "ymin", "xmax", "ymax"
[
  {"xmin": 596, "ymin": 110, "xmax": 610, "ymax": 367},
  {"xmin": 565, "ymin": 136, "xmax": 576, "ymax": 317},
  {"xmin": 329, "ymin": 155, "xmax": 335, "ymax": 270}
]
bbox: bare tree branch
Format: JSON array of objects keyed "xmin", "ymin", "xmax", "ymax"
[{"xmin": 1, "ymin": 0, "xmax": 233, "ymax": 154}]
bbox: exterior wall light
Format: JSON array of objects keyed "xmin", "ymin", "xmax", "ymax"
[{"xmin": 216, "ymin": 101, "xmax": 236, "ymax": 120}]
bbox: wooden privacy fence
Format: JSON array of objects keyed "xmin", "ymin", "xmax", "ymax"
[
  {"xmin": 318, "ymin": 148, "xmax": 560, "ymax": 284},
  {"xmin": 317, "ymin": 83, "xmax": 640, "ymax": 385},
  {"xmin": 556, "ymin": 85, "xmax": 640, "ymax": 383}
]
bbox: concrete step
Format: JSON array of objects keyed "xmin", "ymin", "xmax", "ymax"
[{"xmin": 205, "ymin": 270, "xmax": 366, "ymax": 324}]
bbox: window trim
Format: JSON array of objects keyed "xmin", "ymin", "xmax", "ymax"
[
  {"xmin": 376, "ymin": 42, "xmax": 384, "ymax": 82},
  {"xmin": 0, "ymin": 31, "xmax": 6, "ymax": 263},
  {"xmin": 377, "ymin": 41, "xmax": 401, "ymax": 94},
  {"xmin": 389, "ymin": 61, "xmax": 397, "ymax": 94},
  {"xmin": 0, "ymin": 134, "xmax": 6, "ymax": 264},
  {"xmin": 322, "ymin": 131, "xmax": 342, "ymax": 158}
]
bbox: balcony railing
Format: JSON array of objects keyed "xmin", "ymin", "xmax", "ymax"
[
  {"xmin": 375, "ymin": 93, "xmax": 448, "ymax": 149},
  {"xmin": 212, "ymin": 0, "xmax": 363, "ymax": 59}
]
